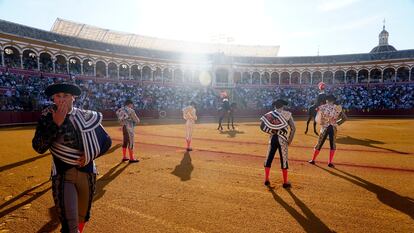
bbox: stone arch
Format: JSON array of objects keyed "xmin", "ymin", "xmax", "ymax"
[
  {"xmin": 358, "ymin": 69, "xmax": 369, "ymax": 83},
  {"xmin": 312, "ymin": 71, "xmax": 322, "ymax": 84},
  {"xmin": 108, "ymin": 62, "xmax": 118, "ymax": 78},
  {"xmin": 39, "ymin": 52, "xmax": 53, "ymax": 72},
  {"xmin": 154, "ymin": 67, "xmax": 163, "ymax": 82},
  {"xmin": 4, "ymin": 46, "xmax": 21, "ymax": 68},
  {"xmin": 334, "ymin": 70, "xmax": 345, "ymax": 84},
  {"xmin": 119, "ymin": 63, "xmax": 130, "ymax": 79},
  {"xmin": 396, "ymin": 66, "xmax": 410, "ymax": 82},
  {"xmin": 142, "ymin": 66, "xmax": 152, "ymax": 81},
  {"xmin": 323, "ymin": 71, "xmax": 333, "ymax": 84},
  {"xmin": 163, "ymin": 68, "xmax": 172, "ymax": 83},
  {"xmin": 22, "ymin": 49, "xmax": 37, "ymax": 70},
  {"xmin": 301, "ymin": 71, "xmax": 311, "ymax": 84},
  {"xmin": 252, "ymin": 72, "xmax": 260, "ymax": 84},
  {"xmin": 369, "ymin": 68, "xmax": 382, "ymax": 83},
  {"xmin": 82, "ymin": 58, "xmax": 94, "ymax": 76},
  {"xmin": 291, "ymin": 71, "xmax": 300, "ymax": 84},
  {"xmin": 261, "ymin": 72, "xmax": 270, "ymax": 85},
  {"xmin": 131, "ymin": 65, "xmax": 141, "ymax": 80},
  {"xmin": 55, "ymin": 55, "xmax": 67, "ymax": 74},
  {"xmin": 280, "ymin": 72, "xmax": 290, "ymax": 85},
  {"xmin": 345, "ymin": 70, "xmax": 357, "ymax": 84},
  {"xmin": 95, "ymin": 60, "xmax": 107, "ymax": 77},
  {"xmin": 381, "ymin": 67, "xmax": 394, "ymax": 83},
  {"xmin": 270, "ymin": 72, "xmax": 279, "ymax": 84},
  {"xmin": 69, "ymin": 57, "xmax": 81, "ymax": 74}
]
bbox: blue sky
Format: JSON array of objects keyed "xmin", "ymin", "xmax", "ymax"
[{"xmin": 1, "ymin": 0, "xmax": 413, "ymax": 56}]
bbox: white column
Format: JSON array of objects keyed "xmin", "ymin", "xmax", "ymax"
[
  {"xmin": 117, "ymin": 66, "xmax": 120, "ymax": 79},
  {"xmin": 20, "ymin": 54, "xmax": 23, "ymax": 69},
  {"xmin": 128, "ymin": 67, "xmax": 131, "ymax": 79},
  {"xmin": 37, "ymin": 57, "xmax": 40, "ymax": 71},
  {"xmin": 409, "ymin": 68, "xmax": 412, "ymax": 82},
  {"xmin": 52, "ymin": 57, "xmax": 56, "ymax": 73},
  {"xmin": 67, "ymin": 62, "xmax": 70, "ymax": 74},
  {"xmin": 259, "ymin": 73, "xmax": 262, "ymax": 85},
  {"xmin": 1, "ymin": 51, "xmax": 4, "ymax": 67},
  {"xmin": 93, "ymin": 63, "xmax": 96, "ymax": 77},
  {"xmin": 172, "ymin": 69, "xmax": 175, "ymax": 82},
  {"xmin": 80, "ymin": 61, "xmax": 84, "ymax": 75},
  {"xmin": 356, "ymin": 71, "xmax": 359, "ymax": 83},
  {"xmin": 105, "ymin": 65, "xmax": 108, "ymax": 77},
  {"xmin": 151, "ymin": 69, "xmax": 154, "ymax": 81}
]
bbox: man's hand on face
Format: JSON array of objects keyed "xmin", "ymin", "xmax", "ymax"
[{"xmin": 52, "ymin": 101, "xmax": 69, "ymax": 127}]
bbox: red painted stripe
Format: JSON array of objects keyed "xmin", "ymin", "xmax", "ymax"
[{"xmin": 112, "ymin": 138, "xmax": 414, "ymax": 173}]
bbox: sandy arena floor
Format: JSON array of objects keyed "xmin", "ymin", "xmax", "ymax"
[{"xmin": 0, "ymin": 118, "xmax": 413, "ymax": 233}]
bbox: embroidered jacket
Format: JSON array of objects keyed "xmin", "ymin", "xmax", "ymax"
[
  {"xmin": 32, "ymin": 106, "xmax": 111, "ymax": 175},
  {"xmin": 316, "ymin": 103, "xmax": 345, "ymax": 128},
  {"xmin": 260, "ymin": 109, "xmax": 292, "ymax": 141},
  {"xmin": 116, "ymin": 106, "xmax": 140, "ymax": 128},
  {"xmin": 182, "ymin": 106, "xmax": 197, "ymax": 121}
]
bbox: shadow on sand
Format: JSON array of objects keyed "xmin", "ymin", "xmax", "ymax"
[
  {"xmin": 219, "ymin": 130, "xmax": 245, "ymax": 138},
  {"xmin": 104, "ymin": 143, "xmax": 122, "ymax": 155},
  {"xmin": 336, "ymin": 136, "xmax": 409, "ymax": 154},
  {"xmin": 94, "ymin": 162, "xmax": 130, "ymax": 203},
  {"xmin": 0, "ymin": 153, "xmax": 50, "ymax": 173},
  {"xmin": 267, "ymin": 186, "xmax": 333, "ymax": 233},
  {"xmin": 171, "ymin": 152, "xmax": 193, "ymax": 181},
  {"xmin": 0, "ymin": 181, "xmax": 51, "ymax": 219},
  {"xmin": 316, "ymin": 165, "xmax": 414, "ymax": 220}
]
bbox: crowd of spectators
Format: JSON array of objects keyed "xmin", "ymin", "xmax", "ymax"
[
  {"xmin": 235, "ymin": 84, "xmax": 414, "ymax": 111},
  {"xmin": 0, "ymin": 72, "xmax": 219, "ymax": 111},
  {"xmin": 0, "ymin": 71, "xmax": 413, "ymax": 112}
]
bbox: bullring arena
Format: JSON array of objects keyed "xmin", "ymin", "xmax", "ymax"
[
  {"xmin": 1, "ymin": 118, "xmax": 414, "ymax": 232},
  {"xmin": 0, "ymin": 15, "xmax": 414, "ymax": 233}
]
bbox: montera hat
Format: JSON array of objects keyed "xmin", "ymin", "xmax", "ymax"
[
  {"xmin": 326, "ymin": 94, "xmax": 336, "ymax": 102},
  {"xmin": 45, "ymin": 83, "xmax": 82, "ymax": 97},
  {"xmin": 272, "ymin": 99, "xmax": 288, "ymax": 108}
]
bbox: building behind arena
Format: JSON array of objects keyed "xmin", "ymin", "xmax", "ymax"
[{"xmin": 0, "ymin": 18, "xmax": 413, "ymax": 123}]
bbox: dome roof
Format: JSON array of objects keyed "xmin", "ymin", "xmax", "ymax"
[
  {"xmin": 370, "ymin": 24, "xmax": 397, "ymax": 53},
  {"xmin": 370, "ymin": 45, "xmax": 397, "ymax": 53}
]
